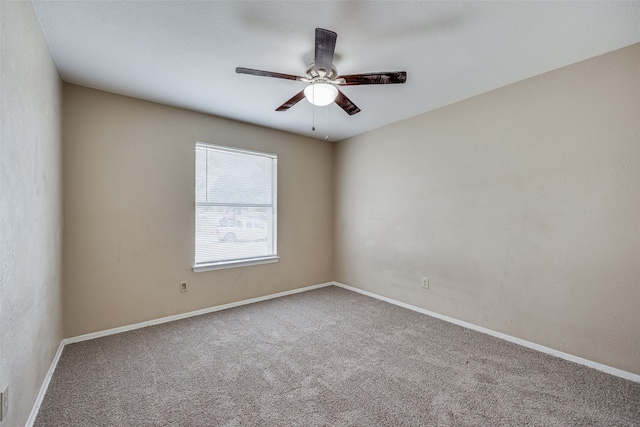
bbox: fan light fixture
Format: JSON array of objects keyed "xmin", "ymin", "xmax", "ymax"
[
  {"xmin": 304, "ymin": 82, "xmax": 338, "ymax": 106},
  {"xmin": 236, "ymin": 28, "xmax": 407, "ymax": 116}
]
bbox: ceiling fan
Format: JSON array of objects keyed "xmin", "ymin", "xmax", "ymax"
[{"xmin": 236, "ymin": 28, "xmax": 407, "ymax": 115}]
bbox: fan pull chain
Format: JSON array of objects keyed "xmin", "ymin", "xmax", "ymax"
[
  {"xmin": 325, "ymin": 105, "xmax": 329, "ymax": 140},
  {"xmin": 312, "ymin": 84, "xmax": 316, "ymax": 131}
]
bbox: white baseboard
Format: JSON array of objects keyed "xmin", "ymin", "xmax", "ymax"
[
  {"xmin": 25, "ymin": 341, "xmax": 65, "ymax": 427},
  {"xmin": 64, "ymin": 282, "xmax": 334, "ymax": 345},
  {"xmin": 333, "ymin": 281, "xmax": 640, "ymax": 383}
]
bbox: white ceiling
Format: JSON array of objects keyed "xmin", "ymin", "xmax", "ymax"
[{"xmin": 32, "ymin": 1, "xmax": 640, "ymax": 142}]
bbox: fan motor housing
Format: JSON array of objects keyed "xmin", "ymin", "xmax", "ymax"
[{"xmin": 306, "ymin": 62, "xmax": 338, "ymax": 81}]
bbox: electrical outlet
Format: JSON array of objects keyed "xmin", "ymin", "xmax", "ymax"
[
  {"xmin": 180, "ymin": 282, "xmax": 188, "ymax": 293},
  {"xmin": 421, "ymin": 277, "xmax": 429, "ymax": 289},
  {"xmin": 1, "ymin": 384, "xmax": 8, "ymax": 422}
]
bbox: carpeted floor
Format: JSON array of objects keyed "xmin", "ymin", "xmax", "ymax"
[{"xmin": 35, "ymin": 286, "xmax": 640, "ymax": 426}]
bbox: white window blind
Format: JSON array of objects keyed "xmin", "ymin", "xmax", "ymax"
[{"xmin": 194, "ymin": 142, "xmax": 277, "ymax": 271}]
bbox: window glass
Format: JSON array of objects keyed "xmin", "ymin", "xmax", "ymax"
[{"xmin": 195, "ymin": 143, "xmax": 277, "ymax": 269}]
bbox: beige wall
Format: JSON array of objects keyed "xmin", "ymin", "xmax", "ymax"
[
  {"xmin": 334, "ymin": 44, "xmax": 640, "ymax": 375},
  {"xmin": 63, "ymin": 85, "xmax": 334, "ymax": 337},
  {"xmin": 0, "ymin": 1, "xmax": 64, "ymax": 425}
]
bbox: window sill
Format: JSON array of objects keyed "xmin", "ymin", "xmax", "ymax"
[{"xmin": 193, "ymin": 256, "xmax": 279, "ymax": 272}]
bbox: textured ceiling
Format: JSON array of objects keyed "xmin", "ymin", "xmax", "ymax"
[{"xmin": 32, "ymin": 1, "xmax": 640, "ymax": 142}]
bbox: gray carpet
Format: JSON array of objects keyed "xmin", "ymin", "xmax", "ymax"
[{"xmin": 35, "ymin": 286, "xmax": 640, "ymax": 426}]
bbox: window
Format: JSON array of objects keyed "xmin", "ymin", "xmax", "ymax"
[{"xmin": 194, "ymin": 142, "xmax": 277, "ymax": 271}]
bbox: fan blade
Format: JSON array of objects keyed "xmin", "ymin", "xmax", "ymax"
[
  {"xmin": 314, "ymin": 28, "xmax": 337, "ymax": 75},
  {"xmin": 236, "ymin": 67, "xmax": 301, "ymax": 81},
  {"xmin": 337, "ymin": 71, "xmax": 407, "ymax": 85},
  {"xmin": 334, "ymin": 89, "xmax": 361, "ymax": 115},
  {"xmin": 276, "ymin": 90, "xmax": 306, "ymax": 112}
]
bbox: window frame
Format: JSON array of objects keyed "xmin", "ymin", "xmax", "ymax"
[{"xmin": 193, "ymin": 142, "xmax": 278, "ymax": 272}]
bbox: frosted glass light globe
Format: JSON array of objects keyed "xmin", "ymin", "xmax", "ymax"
[{"xmin": 304, "ymin": 82, "xmax": 338, "ymax": 106}]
